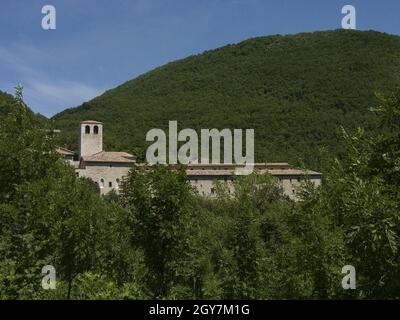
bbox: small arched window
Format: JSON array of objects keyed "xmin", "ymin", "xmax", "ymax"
[
  {"xmin": 100, "ymin": 179, "xmax": 104, "ymax": 188},
  {"xmin": 116, "ymin": 178, "xmax": 120, "ymax": 189},
  {"xmin": 94, "ymin": 125, "xmax": 99, "ymax": 135},
  {"xmin": 85, "ymin": 125, "xmax": 90, "ymax": 134}
]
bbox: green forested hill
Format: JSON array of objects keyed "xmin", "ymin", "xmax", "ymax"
[
  {"xmin": 52, "ymin": 29, "xmax": 400, "ymax": 169},
  {"xmin": 0, "ymin": 90, "xmax": 47, "ymax": 125}
]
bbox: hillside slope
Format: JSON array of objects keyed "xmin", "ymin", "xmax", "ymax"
[
  {"xmin": 0, "ymin": 90, "xmax": 47, "ymax": 125},
  {"xmin": 52, "ymin": 29, "xmax": 400, "ymax": 169}
]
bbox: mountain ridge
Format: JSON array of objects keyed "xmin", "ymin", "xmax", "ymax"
[{"xmin": 51, "ymin": 29, "xmax": 400, "ymax": 169}]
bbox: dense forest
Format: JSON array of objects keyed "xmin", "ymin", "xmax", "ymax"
[
  {"xmin": 0, "ymin": 87, "xmax": 399, "ymax": 299},
  {"xmin": 52, "ymin": 29, "xmax": 400, "ymax": 170}
]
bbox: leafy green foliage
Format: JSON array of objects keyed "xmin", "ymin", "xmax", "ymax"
[
  {"xmin": 305, "ymin": 92, "xmax": 400, "ymax": 298},
  {"xmin": 120, "ymin": 165, "xmax": 198, "ymax": 298},
  {"xmin": 0, "ymin": 89, "xmax": 146, "ymax": 299},
  {"xmin": 1, "ymin": 78, "xmax": 400, "ymax": 299},
  {"xmin": 0, "ymin": 89, "xmax": 47, "ymax": 126},
  {"xmin": 195, "ymin": 174, "xmax": 345, "ymax": 299}
]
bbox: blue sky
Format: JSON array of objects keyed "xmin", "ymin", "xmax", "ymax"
[{"xmin": 1, "ymin": 0, "xmax": 399, "ymax": 117}]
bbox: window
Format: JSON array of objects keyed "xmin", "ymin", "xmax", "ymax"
[
  {"xmin": 85, "ymin": 125, "xmax": 90, "ymax": 134},
  {"xmin": 100, "ymin": 179, "xmax": 104, "ymax": 188},
  {"xmin": 94, "ymin": 125, "xmax": 99, "ymax": 135},
  {"xmin": 109, "ymin": 181, "xmax": 112, "ymax": 188},
  {"xmin": 76, "ymin": 172, "xmax": 79, "ymax": 177}
]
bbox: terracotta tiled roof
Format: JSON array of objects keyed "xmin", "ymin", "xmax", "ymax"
[
  {"xmin": 185, "ymin": 167, "xmax": 322, "ymax": 177},
  {"xmin": 139, "ymin": 163, "xmax": 322, "ymax": 176},
  {"xmin": 84, "ymin": 151, "xmax": 136, "ymax": 163},
  {"xmin": 256, "ymin": 168, "xmax": 322, "ymax": 176}
]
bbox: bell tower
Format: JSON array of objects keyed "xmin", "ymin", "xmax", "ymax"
[{"xmin": 79, "ymin": 120, "xmax": 103, "ymax": 158}]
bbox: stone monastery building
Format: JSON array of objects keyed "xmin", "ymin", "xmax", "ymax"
[{"xmin": 58, "ymin": 120, "xmax": 322, "ymax": 200}]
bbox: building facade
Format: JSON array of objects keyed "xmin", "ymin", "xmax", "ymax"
[{"xmin": 60, "ymin": 120, "xmax": 322, "ymax": 199}]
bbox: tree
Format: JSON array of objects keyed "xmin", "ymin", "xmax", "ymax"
[
  {"xmin": 302, "ymin": 91, "xmax": 400, "ymax": 298},
  {"xmin": 120, "ymin": 165, "xmax": 198, "ymax": 298},
  {"xmin": 0, "ymin": 88, "xmax": 120, "ymax": 299}
]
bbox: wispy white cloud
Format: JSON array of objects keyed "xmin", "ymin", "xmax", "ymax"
[
  {"xmin": 29, "ymin": 80, "xmax": 102, "ymax": 102},
  {"xmin": 0, "ymin": 43, "xmax": 105, "ymax": 117},
  {"xmin": 24, "ymin": 79, "xmax": 104, "ymax": 115}
]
